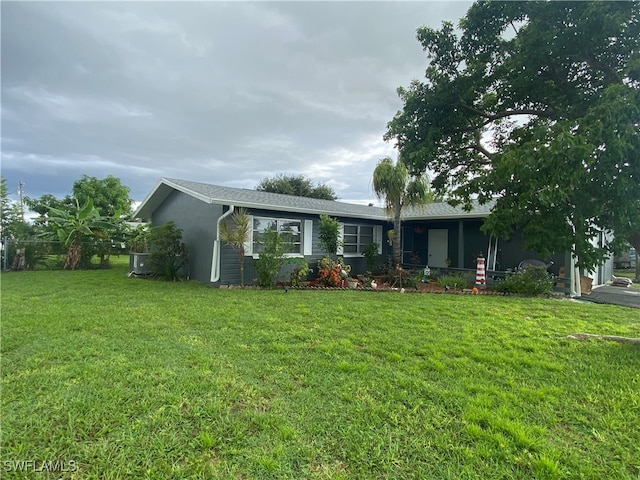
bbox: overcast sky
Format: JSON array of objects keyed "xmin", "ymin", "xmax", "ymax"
[{"xmin": 2, "ymin": 1, "xmax": 472, "ymax": 208}]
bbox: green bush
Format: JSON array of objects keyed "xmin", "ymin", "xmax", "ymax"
[
  {"xmin": 318, "ymin": 214, "xmax": 341, "ymax": 255},
  {"xmin": 436, "ymin": 273, "xmax": 470, "ymax": 290},
  {"xmin": 494, "ymin": 266, "xmax": 554, "ymax": 295},
  {"xmin": 289, "ymin": 258, "xmax": 311, "ymax": 287},
  {"xmin": 148, "ymin": 222, "xmax": 189, "ymax": 281},
  {"xmin": 253, "ymin": 229, "xmax": 291, "ymax": 288},
  {"xmin": 362, "ymin": 242, "xmax": 380, "ymax": 273},
  {"xmin": 401, "ymin": 272, "xmax": 421, "ymax": 289}
]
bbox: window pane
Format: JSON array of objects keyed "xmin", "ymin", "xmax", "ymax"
[
  {"xmin": 344, "ymin": 225, "xmax": 358, "ymax": 235},
  {"xmin": 343, "ymin": 235, "xmax": 358, "ymax": 244},
  {"xmin": 344, "ymin": 245, "xmax": 358, "ymax": 253},
  {"xmin": 280, "ymin": 221, "xmax": 300, "ymax": 235},
  {"xmin": 360, "ymin": 233, "xmax": 374, "ymax": 242},
  {"xmin": 360, "ymin": 226, "xmax": 374, "ymax": 236},
  {"xmin": 252, "ymin": 217, "xmax": 303, "ymax": 255},
  {"xmin": 254, "ymin": 218, "xmax": 276, "ymax": 232}
]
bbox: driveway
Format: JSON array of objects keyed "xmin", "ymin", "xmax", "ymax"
[{"xmin": 580, "ymin": 285, "xmax": 640, "ymax": 309}]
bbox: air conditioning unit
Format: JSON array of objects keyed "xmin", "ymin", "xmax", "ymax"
[{"xmin": 129, "ymin": 253, "xmax": 152, "ymax": 276}]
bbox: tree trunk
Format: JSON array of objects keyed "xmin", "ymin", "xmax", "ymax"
[{"xmin": 64, "ymin": 242, "xmax": 82, "ymax": 270}]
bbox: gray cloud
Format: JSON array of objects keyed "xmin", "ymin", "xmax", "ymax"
[{"xmin": 1, "ymin": 1, "xmax": 472, "ymax": 205}]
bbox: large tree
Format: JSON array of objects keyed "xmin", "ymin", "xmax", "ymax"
[
  {"xmin": 27, "ymin": 175, "xmax": 132, "ymax": 220},
  {"xmin": 372, "ymin": 156, "xmax": 432, "ymax": 266},
  {"xmin": 256, "ymin": 174, "xmax": 338, "ymax": 200},
  {"xmin": 72, "ymin": 175, "xmax": 133, "ymax": 219},
  {"xmin": 386, "ymin": 1, "xmax": 640, "ymax": 273}
]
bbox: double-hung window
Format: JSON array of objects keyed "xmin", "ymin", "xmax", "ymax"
[
  {"xmin": 342, "ymin": 225, "xmax": 375, "ymax": 254},
  {"xmin": 252, "ymin": 217, "xmax": 302, "ymax": 254}
]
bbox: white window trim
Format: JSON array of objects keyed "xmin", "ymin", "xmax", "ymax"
[
  {"xmin": 249, "ymin": 215, "xmax": 304, "ymax": 259},
  {"xmin": 303, "ymin": 220, "xmax": 313, "ymax": 255},
  {"xmin": 340, "ymin": 223, "xmax": 383, "ymax": 257}
]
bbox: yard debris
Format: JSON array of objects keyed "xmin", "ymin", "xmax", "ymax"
[
  {"xmin": 611, "ymin": 276, "xmax": 633, "ymax": 287},
  {"xmin": 567, "ymin": 333, "xmax": 640, "ymax": 344}
]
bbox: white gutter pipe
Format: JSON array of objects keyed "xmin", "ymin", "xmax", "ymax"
[{"xmin": 210, "ymin": 205, "xmax": 235, "ymax": 283}]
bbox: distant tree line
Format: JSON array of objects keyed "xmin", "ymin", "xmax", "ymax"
[{"xmin": 256, "ymin": 174, "xmax": 337, "ymax": 201}]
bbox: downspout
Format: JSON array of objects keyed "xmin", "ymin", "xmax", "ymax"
[{"xmin": 210, "ymin": 205, "xmax": 235, "ymax": 283}]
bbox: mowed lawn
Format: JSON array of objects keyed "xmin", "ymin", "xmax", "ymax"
[{"xmin": 2, "ymin": 262, "xmax": 639, "ymax": 479}]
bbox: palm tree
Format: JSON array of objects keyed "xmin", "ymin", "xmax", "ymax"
[
  {"xmin": 46, "ymin": 198, "xmax": 114, "ymax": 270},
  {"xmin": 372, "ymin": 156, "xmax": 432, "ymax": 267},
  {"xmin": 219, "ymin": 207, "xmax": 251, "ymax": 286}
]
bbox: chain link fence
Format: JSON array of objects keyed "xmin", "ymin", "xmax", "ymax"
[{"xmin": 1, "ymin": 238, "xmax": 129, "ymax": 271}]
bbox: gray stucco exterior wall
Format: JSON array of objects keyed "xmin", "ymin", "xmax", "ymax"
[{"xmin": 151, "ymin": 190, "xmax": 221, "ymax": 282}]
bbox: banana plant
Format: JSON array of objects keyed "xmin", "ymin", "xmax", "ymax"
[{"xmin": 46, "ymin": 198, "xmax": 114, "ymax": 270}]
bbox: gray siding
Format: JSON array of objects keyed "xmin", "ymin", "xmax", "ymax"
[
  {"xmin": 151, "ymin": 190, "xmax": 222, "ymax": 283},
  {"xmin": 221, "ymin": 209, "xmax": 386, "ymax": 284}
]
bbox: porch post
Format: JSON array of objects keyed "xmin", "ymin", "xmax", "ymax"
[
  {"xmin": 570, "ymin": 254, "xmax": 581, "ymax": 297},
  {"xmin": 458, "ymin": 220, "xmax": 464, "ymax": 268}
]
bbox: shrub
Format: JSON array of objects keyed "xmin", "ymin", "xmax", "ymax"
[
  {"xmin": 318, "ymin": 215, "xmax": 341, "ymax": 255},
  {"xmin": 381, "ymin": 264, "xmax": 418, "ymax": 288},
  {"xmin": 6, "ymin": 240, "xmax": 50, "ymax": 271},
  {"xmin": 289, "ymin": 258, "xmax": 311, "ymax": 287},
  {"xmin": 317, "ymin": 256, "xmax": 350, "ymax": 287},
  {"xmin": 362, "ymin": 242, "xmax": 380, "ymax": 273},
  {"xmin": 127, "ymin": 223, "xmax": 151, "ymax": 253},
  {"xmin": 401, "ymin": 272, "xmax": 421, "ymax": 289},
  {"xmin": 436, "ymin": 273, "xmax": 471, "ymax": 290},
  {"xmin": 494, "ymin": 266, "xmax": 554, "ymax": 295},
  {"xmin": 148, "ymin": 222, "xmax": 189, "ymax": 281},
  {"xmin": 253, "ymin": 228, "xmax": 291, "ymax": 288}
]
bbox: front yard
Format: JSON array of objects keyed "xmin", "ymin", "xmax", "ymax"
[{"xmin": 2, "ymin": 263, "xmax": 639, "ymax": 479}]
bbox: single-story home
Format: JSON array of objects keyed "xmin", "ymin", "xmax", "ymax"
[{"xmin": 134, "ymin": 178, "xmax": 613, "ymax": 295}]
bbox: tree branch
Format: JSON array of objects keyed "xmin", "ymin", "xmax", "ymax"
[{"xmin": 474, "ymin": 130, "xmax": 494, "ymax": 159}]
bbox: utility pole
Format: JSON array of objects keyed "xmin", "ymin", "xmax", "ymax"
[{"xmin": 18, "ymin": 181, "xmax": 25, "ymax": 223}]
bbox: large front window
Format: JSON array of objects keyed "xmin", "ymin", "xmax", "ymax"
[
  {"xmin": 343, "ymin": 225, "xmax": 374, "ymax": 254},
  {"xmin": 253, "ymin": 217, "xmax": 301, "ymax": 254}
]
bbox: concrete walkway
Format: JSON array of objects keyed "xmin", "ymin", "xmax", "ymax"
[{"xmin": 579, "ymin": 285, "xmax": 640, "ymax": 309}]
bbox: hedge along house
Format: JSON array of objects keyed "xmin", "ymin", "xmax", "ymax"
[{"xmin": 134, "ymin": 178, "xmax": 611, "ymax": 294}]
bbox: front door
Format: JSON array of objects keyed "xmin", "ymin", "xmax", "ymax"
[{"xmin": 428, "ymin": 229, "xmax": 448, "ymax": 268}]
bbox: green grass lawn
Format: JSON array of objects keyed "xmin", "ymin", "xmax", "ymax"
[{"xmin": 2, "ymin": 262, "xmax": 639, "ymax": 479}]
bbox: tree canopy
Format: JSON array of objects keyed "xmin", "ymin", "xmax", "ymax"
[
  {"xmin": 26, "ymin": 175, "xmax": 133, "ymax": 221},
  {"xmin": 72, "ymin": 175, "xmax": 132, "ymax": 218},
  {"xmin": 386, "ymin": 1, "xmax": 640, "ymax": 270},
  {"xmin": 256, "ymin": 174, "xmax": 338, "ymax": 201},
  {"xmin": 372, "ymin": 156, "xmax": 433, "ymax": 266}
]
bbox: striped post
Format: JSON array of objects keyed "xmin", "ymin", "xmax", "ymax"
[{"xmin": 475, "ymin": 253, "xmax": 486, "ymax": 287}]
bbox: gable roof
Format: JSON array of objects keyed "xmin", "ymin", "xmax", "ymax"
[{"xmin": 134, "ymin": 177, "xmax": 492, "ymax": 222}]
